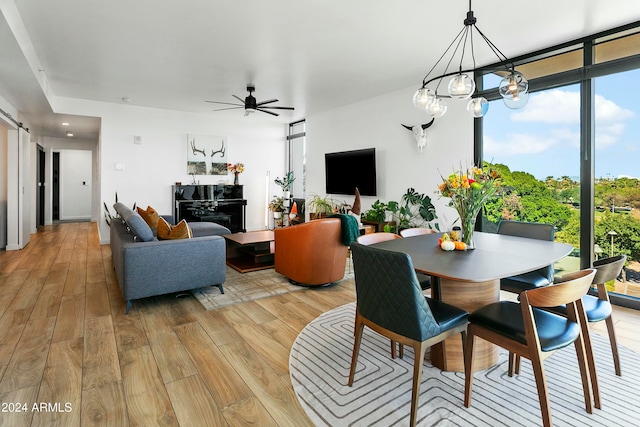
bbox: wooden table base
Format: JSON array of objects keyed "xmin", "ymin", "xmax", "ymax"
[{"xmin": 430, "ymin": 278, "xmax": 500, "ymax": 372}]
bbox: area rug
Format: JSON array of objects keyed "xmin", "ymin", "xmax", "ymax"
[
  {"xmin": 290, "ymin": 302, "xmax": 640, "ymax": 426},
  {"xmin": 192, "ymin": 265, "xmax": 354, "ymax": 310}
]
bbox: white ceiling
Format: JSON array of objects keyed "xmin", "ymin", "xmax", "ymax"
[{"xmin": 2, "ymin": 1, "xmax": 640, "ymax": 140}]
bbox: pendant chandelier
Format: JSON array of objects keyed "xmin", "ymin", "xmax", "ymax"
[{"xmin": 413, "ymin": 0, "xmax": 529, "ymax": 118}]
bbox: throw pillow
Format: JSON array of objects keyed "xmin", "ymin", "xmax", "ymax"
[
  {"xmin": 157, "ymin": 217, "xmax": 193, "ymax": 240},
  {"xmin": 137, "ymin": 205, "xmax": 159, "ymax": 229}
]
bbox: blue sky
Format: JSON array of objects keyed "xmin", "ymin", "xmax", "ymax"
[{"xmin": 483, "ymin": 69, "xmax": 639, "ymax": 181}]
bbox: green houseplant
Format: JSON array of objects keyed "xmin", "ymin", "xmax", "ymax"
[
  {"xmin": 308, "ymin": 194, "xmax": 334, "ymax": 220},
  {"xmin": 275, "ymin": 171, "xmax": 296, "ymax": 195}
]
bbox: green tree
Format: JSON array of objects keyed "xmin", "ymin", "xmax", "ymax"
[{"xmin": 595, "ymin": 211, "xmax": 640, "ymax": 261}]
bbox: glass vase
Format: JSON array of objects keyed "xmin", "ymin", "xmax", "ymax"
[
  {"xmin": 461, "ymin": 215, "xmax": 477, "ymax": 250},
  {"xmin": 233, "ymin": 172, "xmax": 239, "ymax": 185}
]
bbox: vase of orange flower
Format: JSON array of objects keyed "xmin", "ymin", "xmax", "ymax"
[
  {"xmin": 228, "ymin": 163, "xmax": 245, "ymax": 185},
  {"xmin": 438, "ymin": 164, "xmax": 502, "ymax": 249}
]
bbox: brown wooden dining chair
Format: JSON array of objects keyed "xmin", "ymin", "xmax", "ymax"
[
  {"xmin": 546, "ymin": 255, "xmax": 626, "ymax": 376},
  {"xmin": 349, "ymin": 242, "xmax": 469, "ymax": 427},
  {"xmin": 399, "ymin": 227, "xmax": 437, "ymax": 237},
  {"xmin": 464, "ymin": 268, "xmax": 597, "ymax": 427}
]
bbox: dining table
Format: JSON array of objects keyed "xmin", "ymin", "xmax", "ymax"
[{"xmin": 371, "ymin": 231, "xmax": 573, "ymax": 372}]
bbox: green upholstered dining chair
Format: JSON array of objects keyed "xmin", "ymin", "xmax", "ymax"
[
  {"xmin": 497, "ymin": 220, "xmax": 555, "ymax": 294},
  {"xmin": 546, "ymin": 254, "xmax": 626, "ymax": 376},
  {"xmin": 349, "ymin": 242, "xmax": 469, "ymax": 427},
  {"xmin": 464, "ymin": 268, "xmax": 597, "ymax": 427}
]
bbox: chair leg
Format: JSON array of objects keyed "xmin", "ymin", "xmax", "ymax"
[
  {"xmin": 604, "ymin": 315, "xmax": 621, "ymax": 376},
  {"xmin": 463, "ymin": 328, "xmax": 476, "ymax": 408},
  {"xmin": 580, "ymin": 318, "xmax": 601, "ymax": 409},
  {"xmin": 573, "ymin": 334, "xmax": 594, "ymax": 414},
  {"xmin": 391, "ymin": 340, "xmax": 397, "ymax": 359},
  {"xmin": 348, "ymin": 319, "xmax": 365, "ymax": 386},
  {"xmin": 530, "ymin": 352, "xmax": 553, "ymax": 427},
  {"xmin": 515, "ymin": 354, "xmax": 521, "ymax": 375},
  {"xmin": 409, "ymin": 341, "xmax": 428, "ymax": 427},
  {"xmin": 508, "ymin": 352, "xmax": 515, "ymax": 377}
]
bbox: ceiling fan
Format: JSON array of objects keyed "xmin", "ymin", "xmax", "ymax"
[{"xmin": 206, "ymin": 85, "xmax": 294, "ymax": 116}]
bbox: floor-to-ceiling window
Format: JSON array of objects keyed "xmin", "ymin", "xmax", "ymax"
[{"xmin": 478, "ymin": 22, "xmax": 640, "ymax": 307}]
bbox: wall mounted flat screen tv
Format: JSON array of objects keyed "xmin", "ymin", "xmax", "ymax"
[{"xmin": 325, "ymin": 148, "xmax": 377, "ymax": 196}]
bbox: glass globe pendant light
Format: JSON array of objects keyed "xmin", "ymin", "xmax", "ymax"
[
  {"xmin": 499, "ymin": 71, "xmax": 529, "ymax": 100},
  {"xmin": 411, "ymin": 1, "xmax": 529, "ymax": 118},
  {"xmin": 413, "ymin": 87, "xmax": 435, "ymax": 110},
  {"xmin": 427, "ymin": 98, "xmax": 448, "ymax": 118},
  {"xmin": 467, "ymin": 97, "xmax": 489, "ymax": 117},
  {"xmin": 448, "ymin": 73, "xmax": 476, "ymax": 99},
  {"xmin": 503, "ymin": 91, "xmax": 529, "ymax": 109}
]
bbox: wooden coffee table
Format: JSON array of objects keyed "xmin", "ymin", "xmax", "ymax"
[{"xmin": 223, "ymin": 230, "xmax": 275, "ymax": 273}]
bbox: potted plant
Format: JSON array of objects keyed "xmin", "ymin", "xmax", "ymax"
[
  {"xmin": 308, "ymin": 194, "xmax": 335, "ymax": 220},
  {"xmin": 269, "ymin": 196, "xmax": 285, "ymax": 227},
  {"xmin": 362, "ymin": 200, "xmax": 395, "ymax": 232},
  {"xmin": 275, "ymin": 171, "xmax": 296, "ymax": 198}
]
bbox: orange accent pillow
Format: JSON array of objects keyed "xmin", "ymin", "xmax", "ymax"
[
  {"xmin": 157, "ymin": 217, "xmax": 193, "ymax": 240},
  {"xmin": 137, "ymin": 205, "xmax": 159, "ymax": 229}
]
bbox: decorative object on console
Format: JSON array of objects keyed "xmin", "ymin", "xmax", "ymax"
[
  {"xmin": 187, "ymin": 134, "xmax": 227, "ymax": 175},
  {"xmin": 228, "ymin": 162, "xmax": 245, "ymax": 185},
  {"xmin": 438, "ymin": 164, "xmax": 502, "ymax": 249},
  {"xmin": 401, "ymin": 119, "xmax": 435, "ymax": 153},
  {"xmin": 412, "ymin": 0, "xmax": 528, "ymax": 118},
  {"xmin": 351, "ymin": 187, "xmax": 361, "ymax": 216}
]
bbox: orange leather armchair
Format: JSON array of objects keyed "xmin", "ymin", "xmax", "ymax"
[{"xmin": 275, "ymin": 218, "xmax": 348, "ymax": 286}]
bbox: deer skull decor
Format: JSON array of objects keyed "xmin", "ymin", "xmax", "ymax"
[{"xmin": 401, "ymin": 118, "xmax": 435, "ymax": 153}]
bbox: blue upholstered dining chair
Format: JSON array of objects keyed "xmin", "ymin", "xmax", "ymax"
[
  {"xmin": 464, "ymin": 268, "xmax": 597, "ymax": 427},
  {"xmin": 349, "ymin": 242, "xmax": 469, "ymax": 427},
  {"xmin": 497, "ymin": 220, "xmax": 555, "ymax": 294}
]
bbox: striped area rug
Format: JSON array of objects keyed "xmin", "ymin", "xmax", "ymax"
[{"xmin": 289, "ymin": 302, "xmax": 640, "ymax": 426}]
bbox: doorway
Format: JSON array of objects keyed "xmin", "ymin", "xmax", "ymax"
[{"xmin": 37, "ymin": 145, "xmax": 45, "ymax": 228}]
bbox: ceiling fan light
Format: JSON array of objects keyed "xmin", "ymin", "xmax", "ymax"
[
  {"xmin": 427, "ymin": 98, "xmax": 447, "ymax": 118},
  {"xmin": 467, "ymin": 97, "xmax": 489, "ymax": 117},
  {"xmin": 413, "ymin": 87, "xmax": 435, "ymax": 110},
  {"xmin": 448, "ymin": 74, "xmax": 475, "ymax": 99}
]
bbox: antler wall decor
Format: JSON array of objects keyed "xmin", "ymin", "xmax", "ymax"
[{"xmin": 401, "ymin": 118, "xmax": 435, "ymax": 153}]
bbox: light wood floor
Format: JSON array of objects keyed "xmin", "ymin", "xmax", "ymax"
[{"xmin": 0, "ymin": 222, "xmax": 638, "ymax": 426}]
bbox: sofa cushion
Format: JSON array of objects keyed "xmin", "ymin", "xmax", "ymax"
[
  {"xmin": 188, "ymin": 221, "xmax": 231, "ymax": 237},
  {"xmin": 137, "ymin": 205, "xmax": 159, "ymax": 229},
  {"xmin": 114, "ymin": 202, "xmax": 154, "ymax": 242},
  {"xmin": 157, "ymin": 217, "xmax": 193, "ymax": 240}
]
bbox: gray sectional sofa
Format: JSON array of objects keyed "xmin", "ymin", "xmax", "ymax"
[{"xmin": 110, "ymin": 202, "xmax": 230, "ymax": 314}]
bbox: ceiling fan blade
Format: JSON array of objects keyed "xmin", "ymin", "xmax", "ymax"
[
  {"xmin": 232, "ymin": 95, "xmax": 245, "ymax": 103},
  {"xmin": 256, "ymin": 98, "xmax": 278, "ymax": 106},
  {"xmin": 262, "ymin": 106, "xmax": 295, "ymax": 110},
  {"xmin": 212, "ymin": 106, "xmax": 244, "ymax": 112},
  {"xmin": 257, "ymin": 108, "xmax": 279, "ymax": 117},
  {"xmin": 205, "ymin": 101, "xmax": 243, "ymax": 106}
]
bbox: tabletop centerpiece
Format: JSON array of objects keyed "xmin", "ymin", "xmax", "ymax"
[
  {"xmin": 228, "ymin": 162, "xmax": 245, "ymax": 185},
  {"xmin": 438, "ymin": 163, "xmax": 502, "ymax": 249}
]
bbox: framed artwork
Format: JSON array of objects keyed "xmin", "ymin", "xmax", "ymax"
[{"xmin": 187, "ymin": 134, "xmax": 228, "ymax": 175}]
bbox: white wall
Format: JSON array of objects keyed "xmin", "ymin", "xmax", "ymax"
[
  {"xmin": 306, "ymin": 85, "xmax": 474, "ymax": 231},
  {"xmin": 0, "ymin": 124, "xmax": 7, "ymax": 248},
  {"xmin": 60, "ymin": 149, "xmax": 92, "ymax": 220},
  {"xmin": 55, "ymin": 98, "xmax": 287, "ymax": 243}
]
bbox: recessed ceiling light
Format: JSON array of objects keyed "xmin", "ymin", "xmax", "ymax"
[
  {"xmin": 122, "ymin": 97, "xmax": 132, "ymax": 103},
  {"xmin": 66, "ymin": 132, "xmax": 74, "ymax": 137},
  {"xmin": 61, "ymin": 122, "xmax": 69, "ymax": 126}
]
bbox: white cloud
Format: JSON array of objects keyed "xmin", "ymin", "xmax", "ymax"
[
  {"xmin": 484, "ymin": 133, "xmax": 558, "ymax": 156},
  {"xmin": 504, "ymin": 89, "xmax": 634, "ymax": 151}
]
